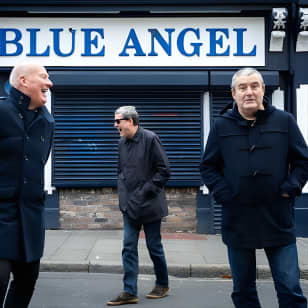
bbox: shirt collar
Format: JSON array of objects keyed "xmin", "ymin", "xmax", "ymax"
[
  {"xmin": 124, "ymin": 126, "xmax": 141, "ymax": 143},
  {"xmin": 232, "ymin": 100, "xmax": 273, "ymax": 126}
]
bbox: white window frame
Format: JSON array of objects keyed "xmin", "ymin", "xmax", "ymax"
[
  {"xmin": 44, "ymin": 90, "xmax": 55, "ymax": 195},
  {"xmin": 297, "ymin": 84, "xmax": 308, "ymax": 193},
  {"xmin": 200, "ymin": 91, "xmax": 210, "ymax": 195}
]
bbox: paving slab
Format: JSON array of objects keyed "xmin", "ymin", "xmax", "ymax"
[{"xmin": 42, "ymin": 230, "xmax": 308, "ymax": 280}]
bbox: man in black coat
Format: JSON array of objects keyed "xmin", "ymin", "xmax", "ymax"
[
  {"xmin": 200, "ymin": 68, "xmax": 308, "ymax": 308},
  {"xmin": 0, "ymin": 62, "xmax": 54, "ymax": 307},
  {"xmin": 107, "ymin": 106, "xmax": 170, "ymax": 306}
]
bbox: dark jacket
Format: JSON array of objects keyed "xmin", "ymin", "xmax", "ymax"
[
  {"xmin": 0, "ymin": 87, "xmax": 54, "ymax": 262},
  {"xmin": 200, "ymin": 102, "xmax": 308, "ymax": 248},
  {"xmin": 117, "ymin": 126, "xmax": 170, "ymax": 224}
]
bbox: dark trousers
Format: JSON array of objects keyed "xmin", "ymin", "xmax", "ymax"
[
  {"xmin": 228, "ymin": 243, "xmax": 307, "ymax": 308},
  {"xmin": 122, "ymin": 215, "xmax": 169, "ymax": 296},
  {"xmin": 0, "ymin": 259, "xmax": 40, "ymax": 308}
]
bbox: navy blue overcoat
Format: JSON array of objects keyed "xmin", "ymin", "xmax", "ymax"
[
  {"xmin": 0, "ymin": 87, "xmax": 54, "ymax": 262},
  {"xmin": 200, "ymin": 102, "xmax": 308, "ymax": 248}
]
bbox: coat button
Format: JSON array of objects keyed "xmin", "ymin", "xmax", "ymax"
[
  {"xmin": 25, "ymin": 135, "xmax": 30, "ymax": 140},
  {"xmin": 250, "ymin": 145, "xmax": 256, "ymax": 152},
  {"xmin": 18, "ymin": 113, "xmax": 23, "ymax": 119},
  {"xmin": 24, "ymin": 178, "xmax": 27, "ymax": 184}
]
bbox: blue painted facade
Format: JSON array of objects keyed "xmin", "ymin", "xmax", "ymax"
[{"xmin": 0, "ymin": 0, "xmax": 307, "ymax": 235}]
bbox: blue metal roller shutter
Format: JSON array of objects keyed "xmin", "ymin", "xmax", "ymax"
[{"xmin": 52, "ymin": 89, "xmax": 202, "ymax": 187}]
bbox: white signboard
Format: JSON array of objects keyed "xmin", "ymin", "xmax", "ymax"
[{"xmin": 0, "ymin": 17, "xmax": 265, "ymax": 67}]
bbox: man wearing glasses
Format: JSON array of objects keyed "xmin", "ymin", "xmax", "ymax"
[{"xmin": 107, "ymin": 106, "xmax": 170, "ymax": 306}]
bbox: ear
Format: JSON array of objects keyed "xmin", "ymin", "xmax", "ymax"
[
  {"xmin": 231, "ymin": 88, "xmax": 236, "ymax": 100},
  {"xmin": 19, "ymin": 76, "xmax": 27, "ymax": 88}
]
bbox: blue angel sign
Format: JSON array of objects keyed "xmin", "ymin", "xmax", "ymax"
[{"xmin": 0, "ymin": 17, "xmax": 264, "ymax": 67}]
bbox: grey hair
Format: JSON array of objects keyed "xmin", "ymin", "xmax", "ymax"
[
  {"xmin": 231, "ymin": 67, "xmax": 264, "ymax": 90},
  {"xmin": 115, "ymin": 106, "xmax": 139, "ymax": 126}
]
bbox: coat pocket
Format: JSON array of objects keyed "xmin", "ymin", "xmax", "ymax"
[
  {"xmin": 126, "ymin": 198, "xmax": 140, "ymax": 221},
  {"xmin": 127, "ymin": 190, "xmax": 165, "ymax": 223},
  {"xmin": 236, "ymin": 173, "xmax": 276, "ymax": 205},
  {"xmin": 259, "ymin": 128, "xmax": 288, "ymax": 146},
  {"xmin": 135, "ymin": 181, "xmax": 161, "ymax": 207},
  {"xmin": 218, "ymin": 131, "xmax": 249, "ymax": 152},
  {"xmin": 269, "ymin": 196, "xmax": 294, "ymax": 229}
]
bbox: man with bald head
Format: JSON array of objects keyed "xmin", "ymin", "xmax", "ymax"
[{"xmin": 0, "ymin": 62, "xmax": 54, "ymax": 307}]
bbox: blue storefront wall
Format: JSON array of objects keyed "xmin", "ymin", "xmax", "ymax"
[{"xmin": 0, "ymin": 0, "xmax": 307, "ymax": 234}]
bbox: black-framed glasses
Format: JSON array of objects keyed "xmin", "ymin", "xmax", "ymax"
[{"xmin": 114, "ymin": 118, "xmax": 128, "ymax": 124}]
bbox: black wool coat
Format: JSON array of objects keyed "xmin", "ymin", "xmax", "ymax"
[
  {"xmin": 200, "ymin": 102, "xmax": 308, "ymax": 249},
  {"xmin": 0, "ymin": 87, "xmax": 54, "ymax": 262},
  {"xmin": 117, "ymin": 127, "xmax": 170, "ymax": 224}
]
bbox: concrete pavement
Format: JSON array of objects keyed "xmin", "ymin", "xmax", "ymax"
[{"xmin": 41, "ymin": 230, "xmax": 308, "ymax": 280}]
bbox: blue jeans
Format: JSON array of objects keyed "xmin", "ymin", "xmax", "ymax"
[
  {"xmin": 228, "ymin": 243, "xmax": 307, "ymax": 308},
  {"xmin": 122, "ymin": 215, "xmax": 169, "ymax": 296}
]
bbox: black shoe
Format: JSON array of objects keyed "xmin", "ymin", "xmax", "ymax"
[
  {"xmin": 146, "ymin": 286, "xmax": 170, "ymax": 299},
  {"xmin": 107, "ymin": 292, "xmax": 139, "ymax": 306}
]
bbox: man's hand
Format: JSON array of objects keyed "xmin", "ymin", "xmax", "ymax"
[{"xmin": 281, "ymin": 193, "xmax": 290, "ymax": 198}]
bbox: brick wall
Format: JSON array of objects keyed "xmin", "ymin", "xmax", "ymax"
[
  {"xmin": 59, "ymin": 187, "xmax": 197, "ymax": 232},
  {"xmin": 162, "ymin": 187, "xmax": 197, "ymax": 232}
]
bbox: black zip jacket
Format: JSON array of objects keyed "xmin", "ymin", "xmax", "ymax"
[{"xmin": 117, "ymin": 126, "xmax": 170, "ymax": 224}]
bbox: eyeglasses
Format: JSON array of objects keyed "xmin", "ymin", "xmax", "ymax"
[{"xmin": 114, "ymin": 118, "xmax": 128, "ymax": 124}]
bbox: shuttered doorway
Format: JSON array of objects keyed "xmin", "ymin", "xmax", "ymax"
[{"xmin": 52, "ymin": 89, "xmax": 202, "ymax": 187}]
